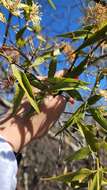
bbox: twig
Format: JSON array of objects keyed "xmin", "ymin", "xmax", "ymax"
[
  {"xmin": 0, "ymin": 97, "xmax": 12, "ymax": 109},
  {"xmin": 3, "ymin": 12, "xmax": 12, "ymax": 45}
]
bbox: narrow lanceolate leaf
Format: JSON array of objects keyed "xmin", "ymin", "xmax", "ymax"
[
  {"xmin": 48, "ymin": 0, "xmax": 56, "ymax": 9},
  {"xmin": 48, "ymin": 58, "xmax": 57, "ymax": 77},
  {"xmin": 79, "ymin": 123, "xmax": 99, "ymax": 152},
  {"xmin": 0, "ymin": 12, "xmax": 6, "ymax": 23},
  {"xmin": 89, "ymin": 173, "xmax": 97, "ymax": 190},
  {"xmin": 67, "ymin": 90, "xmax": 83, "ymax": 101},
  {"xmin": 89, "ymin": 108, "xmax": 107, "ymax": 131},
  {"xmin": 16, "ymin": 27, "xmax": 26, "ymax": 41},
  {"xmin": 102, "ymin": 178, "xmax": 107, "ymax": 186},
  {"xmin": 30, "ymin": 54, "xmax": 52, "ymax": 67},
  {"xmin": 66, "ymin": 56, "xmax": 89, "ymax": 78},
  {"xmin": 87, "ymin": 95, "xmax": 102, "ymax": 105},
  {"xmin": 11, "ymin": 64, "xmax": 40, "ymax": 113},
  {"xmin": 27, "ymin": 0, "xmax": 32, "ymax": 5},
  {"xmin": 12, "ymin": 84, "xmax": 25, "ymax": 115},
  {"xmin": 26, "ymin": 73, "xmax": 45, "ymax": 90},
  {"xmin": 56, "ymin": 104, "xmax": 85, "ymax": 135},
  {"xmin": 47, "ymin": 77, "xmax": 89, "ymax": 92},
  {"xmin": 75, "ymin": 23, "xmax": 107, "ymax": 52},
  {"xmin": 16, "ymin": 27, "xmax": 26, "ymax": 47},
  {"xmin": 89, "ymin": 171, "xmax": 102, "ymax": 190},
  {"xmin": 57, "ymin": 27, "xmax": 93, "ymax": 40},
  {"xmin": 43, "ymin": 168, "xmax": 94, "ymax": 183},
  {"xmin": 66, "ymin": 146, "xmax": 91, "ymax": 162}
]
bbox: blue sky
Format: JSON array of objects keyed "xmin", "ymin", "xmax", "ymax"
[
  {"xmin": 38, "ymin": 0, "xmax": 84, "ymax": 74},
  {"xmin": 0, "ymin": 0, "xmax": 106, "ymax": 105},
  {"xmin": 40, "ymin": 0, "xmax": 83, "ymax": 36}
]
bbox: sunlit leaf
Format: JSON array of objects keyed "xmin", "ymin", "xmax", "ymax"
[
  {"xmin": 30, "ymin": 54, "xmax": 52, "ymax": 67},
  {"xmin": 11, "ymin": 64, "xmax": 40, "ymax": 113},
  {"xmin": 43, "ymin": 168, "xmax": 94, "ymax": 183},
  {"xmin": 89, "ymin": 173, "xmax": 98, "ymax": 190},
  {"xmin": 12, "ymin": 84, "xmax": 25, "ymax": 114},
  {"xmin": 56, "ymin": 104, "xmax": 85, "ymax": 135},
  {"xmin": 76, "ymin": 23, "xmax": 107, "ymax": 52},
  {"xmin": 47, "ymin": 77, "xmax": 89, "ymax": 92},
  {"xmin": 66, "ymin": 146, "xmax": 91, "ymax": 162},
  {"xmin": 57, "ymin": 28, "xmax": 93, "ymax": 40},
  {"xmin": 0, "ymin": 12, "xmax": 6, "ymax": 23},
  {"xmin": 48, "ymin": 0, "xmax": 56, "ymax": 9},
  {"xmin": 16, "ymin": 27, "xmax": 26, "ymax": 40},
  {"xmin": 89, "ymin": 108, "xmax": 107, "ymax": 131},
  {"xmin": 79, "ymin": 122, "xmax": 99, "ymax": 152},
  {"xmin": 102, "ymin": 178, "xmax": 107, "ymax": 186}
]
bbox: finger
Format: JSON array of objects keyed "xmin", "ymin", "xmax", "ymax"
[
  {"xmin": 55, "ymin": 69, "xmax": 68, "ymax": 78},
  {"xmin": 43, "ymin": 95, "xmax": 54, "ymax": 104},
  {"xmin": 36, "ymin": 75, "xmax": 47, "ymax": 81}
]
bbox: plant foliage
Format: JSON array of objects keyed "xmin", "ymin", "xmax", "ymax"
[{"xmin": 0, "ymin": 0, "xmax": 107, "ymax": 189}]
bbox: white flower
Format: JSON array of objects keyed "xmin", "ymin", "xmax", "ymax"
[
  {"xmin": 29, "ymin": 2, "xmax": 42, "ymax": 26},
  {"xmin": 0, "ymin": 0, "xmax": 42, "ymax": 24}
]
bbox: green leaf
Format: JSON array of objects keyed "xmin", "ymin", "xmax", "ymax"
[
  {"xmin": 89, "ymin": 108, "xmax": 107, "ymax": 131},
  {"xmin": 56, "ymin": 104, "xmax": 85, "ymax": 135},
  {"xmin": 0, "ymin": 96, "xmax": 12, "ymax": 108},
  {"xmin": 11, "ymin": 64, "xmax": 40, "ymax": 113},
  {"xmin": 89, "ymin": 170, "xmax": 102, "ymax": 190},
  {"xmin": 76, "ymin": 23, "xmax": 107, "ymax": 52},
  {"xmin": 79, "ymin": 123, "xmax": 99, "ymax": 152},
  {"xmin": 66, "ymin": 146, "xmax": 91, "ymax": 162},
  {"xmin": 15, "ymin": 23, "xmax": 26, "ymax": 48},
  {"xmin": 30, "ymin": 54, "xmax": 52, "ymax": 67},
  {"xmin": 67, "ymin": 90, "xmax": 83, "ymax": 101},
  {"xmin": 47, "ymin": 77, "xmax": 89, "ymax": 92},
  {"xmin": 88, "ymin": 95, "xmax": 102, "ymax": 105},
  {"xmin": 102, "ymin": 178, "xmax": 107, "ymax": 186},
  {"xmin": 16, "ymin": 27, "xmax": 26, "ymax": 41},
  {"xmin": 48, "ymin": 58, "xmax": 57, "ymax": 77},
  {"xmin": 17, "ymin": 38, "xmax": 26, "ymax": 47},
  {"xmin": 57, "ymin": 28, "xmax": 93, "ymax": 40},
  {"xmin": 66, "ymin": 56, "xmax": 89, "ymax": 78},
  {"xmin": 0, "ymin": 12, "xmax": 6, "ymax": 23},
  {"xmin": 43, "ymin": 168, "xmax": 94, "ymax": 183},
  {"xmin": 89, "ymin": 173, "xmax": 98, "ymax": 190},
  {"xmin": 12, "ymin": 84, "xmax": 25, "ymax": 114},
  {"xmin": 26, "ymin": 73, "xmax": 45, "ymax": 90},
  {"xmin": 27, "ymin": 0, "xmax": 32, "ymax": 5},
  {"xmin": 48, "ymin": 0, "xmax": 56, "ymax": 9},
  {"xmin": 70, "ymin": 181, "xmax": 87, "ymax": 189}
]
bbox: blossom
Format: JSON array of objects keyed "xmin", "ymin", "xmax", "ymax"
[
  {"xmin": 0, "ymin": 0, "xmax": 42, "ymax": 24},
  {"xmin": 83, "ymin": 3, "xmax": 107, "ymax": 30},
  {"xmin": 0, "ymin": 0, "xmax": 22, "ymax": 16},
  {"xmin": 29, "ymin": 2, "xmax": 42, "ymax": 26}
]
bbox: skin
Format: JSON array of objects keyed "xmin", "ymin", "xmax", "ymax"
[
  {"xmin": 0, "ymin": 94, "xmax": 66, "ymax": 153},
  {"xmin": 0, "ymin": 70, "xmax": 69, "ymax": 153}
]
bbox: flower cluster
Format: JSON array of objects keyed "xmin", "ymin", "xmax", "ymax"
[
  {"xmin": 0, "ymin": 0, "xmax": 42, "ymax": 25},
  {"xmin": 29, "ymin": 2, "xmax": 42, "ymax": 26},
  {"xmin": 83, "ymin": 3, "xmax": 107, "ymax": 30},
  {"xmin": 0, "ymin": 0, "xmax": 22, "ymax": 16}
]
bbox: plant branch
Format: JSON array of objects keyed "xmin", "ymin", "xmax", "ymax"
[{"xmin": 3, "ymin": 12, "xmax": 12, "ymax": 45}]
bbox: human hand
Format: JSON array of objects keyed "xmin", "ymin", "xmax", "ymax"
[{"xmin": 32, "ymin": 93, "xmax": 67, "ymax": 127}]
